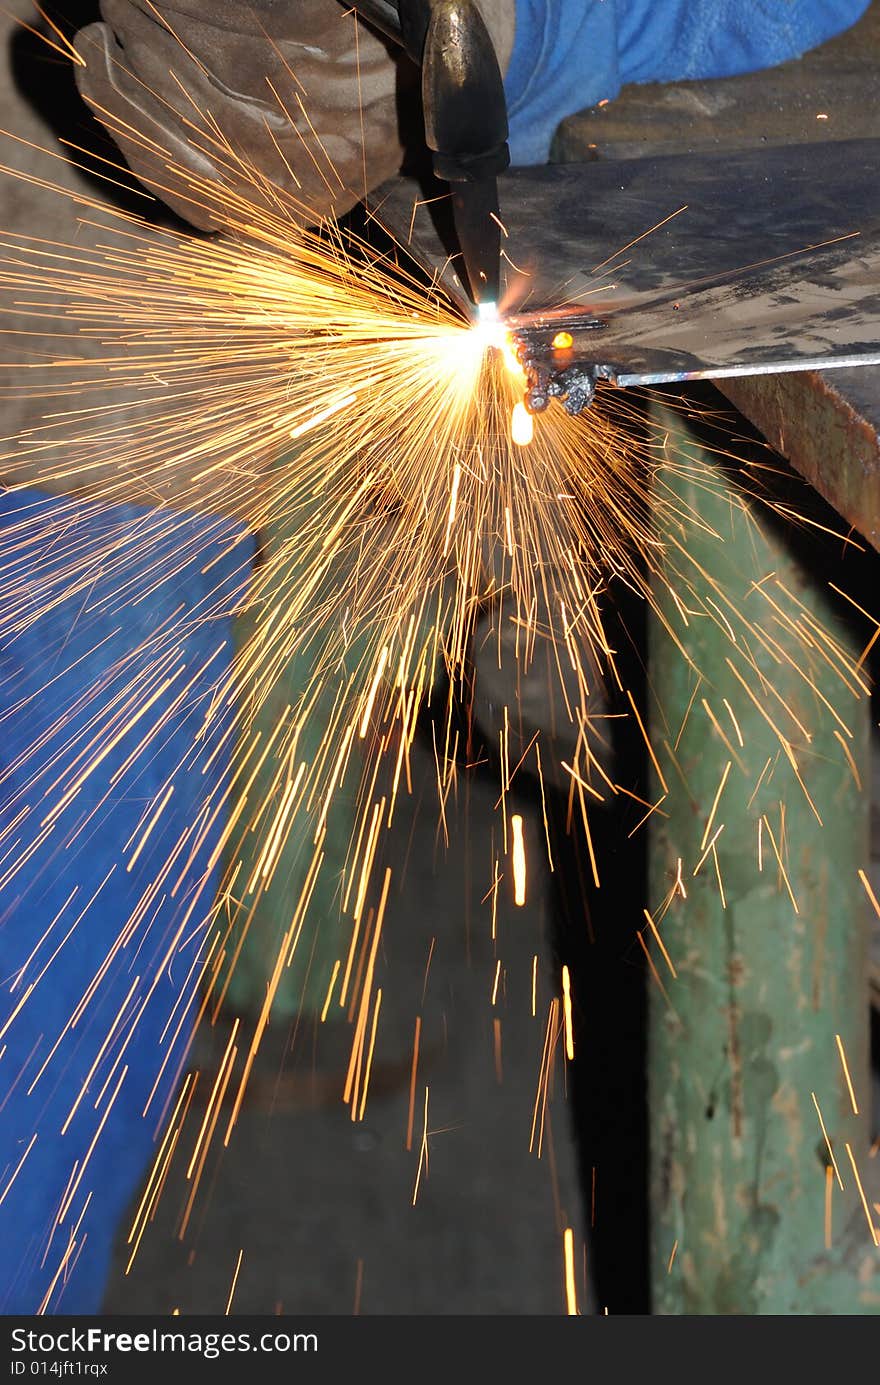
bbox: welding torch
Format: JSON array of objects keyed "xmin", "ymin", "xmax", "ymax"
[{"xmin": 350, "ymin": 1, "xmax": 509, "ymax": 313}]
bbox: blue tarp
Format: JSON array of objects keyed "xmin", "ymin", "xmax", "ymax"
[
  {"xmin": 0, "ymin": 490, "xmax": 253, "ymax": 1312},
  {"xmin": 506, "ymin": 0, "xmax": 872, "ymax": 163}
]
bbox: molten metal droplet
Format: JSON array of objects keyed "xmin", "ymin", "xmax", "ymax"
[
  {"xmin": 552, "ymin": 330, "xmax": 573, "ymax": 351},
  {"xmin": 510, "ymin": 401, "xmax": 534, "ymax": 447}
]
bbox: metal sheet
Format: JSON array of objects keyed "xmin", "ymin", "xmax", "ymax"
[{"xmin": 374, "ymin": 139, "xmax": 880, "ymax": 397}]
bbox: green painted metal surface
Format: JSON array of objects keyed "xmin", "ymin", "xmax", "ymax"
[
  {"xmin": 220, "ymin": 491, "xmax": 368, "ymax": 1023},
  {"xmin": 647, "ymin": 398, "xmax": 879, "ymax": 1313}
]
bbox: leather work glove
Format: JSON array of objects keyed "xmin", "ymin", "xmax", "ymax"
[{"xmin": 74, "ymin": 0, "xmax": 516, "ymax": 231}]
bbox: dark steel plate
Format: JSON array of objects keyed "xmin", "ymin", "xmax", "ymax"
[{"xmin": 373, "ymin": 139, "xmax": 880, "ymax": 393}]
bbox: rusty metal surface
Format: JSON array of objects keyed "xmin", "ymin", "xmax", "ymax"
[{"xmin": 717, "ymin": 369, "xmax": 880, "ymax": 551}]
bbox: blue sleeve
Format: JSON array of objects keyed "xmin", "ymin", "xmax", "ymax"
[
  {"xmin": 505, "ymin": 0, "xmax": 871, "ymax": 166},
  {"xmin": 505, "ymin": 0, "xmax": 619, "ymax": 165}
]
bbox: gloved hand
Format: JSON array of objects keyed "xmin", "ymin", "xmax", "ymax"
[{"xmin": 74, "ymin": 0, "xmax": 516, "ymax": 231}]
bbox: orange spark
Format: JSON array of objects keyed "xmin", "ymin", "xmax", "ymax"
[
  {"xmin": 845, "ymin": 1143, "xmax": 879, "ymax": 1246},
  {"xmin": 405, "ymin": 1016, "xmax": 421, "ymax": 1152},
  {"xmin": 225, "ymin": 1249, "xmax": 244, "ymax": 1315},
  {"xmin": 320, "ymin": 960, "xmax": 341, "ymax": 1022},
  {"xmin": 835, "ymin": 1033, "xmax": 859, "ymax": 1115},
  {"xmin": 563, "ymin": 1228, "xmax": 578, "ymax": 1314},
  {"xmin": 412, "ymin": 1086, "xmax": 430, "ymax": 1206},
  {"xmin": 491, "ymin": 959, "xmax": 502, "ymax": 1005},
  {"xmin": 357, "ymin": 988, "xmax": 383, "ymax": 1122},
  {"xmin": 511, "ymin": 814, "xmax": 527, "ymax": 906},
  {"xmin": 561, "ymin": 964, "xmax": 575, "ymax": 1061},
  {"xmin": 811, "ymin": 1091, "xmax": 844, "ymax": 1190}
]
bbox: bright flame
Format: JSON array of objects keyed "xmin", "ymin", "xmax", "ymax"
[
  {"xmin": 500, "ymin": 336, "xmax": 524, "ymax": 378},
  {"xmin": 471, "ymin": 306, "xmax": 523, "ymax": 380},
  {"xmin": 552, "ymin": 330, "xmax": 573, "ymax": 350}
]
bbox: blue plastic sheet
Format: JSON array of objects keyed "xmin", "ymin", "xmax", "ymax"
[
  {"xmin": 0, "ymin": 490, "xmax": 253, "ymax": 1312},
  {"xmin": 506, "ymin": 0, "xmax": 872, "ymax": 164}
]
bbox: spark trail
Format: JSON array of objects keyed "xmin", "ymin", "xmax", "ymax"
[{"xmin": 0, "ymin": 13, "xmax": 874, "ymax": 1309}]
